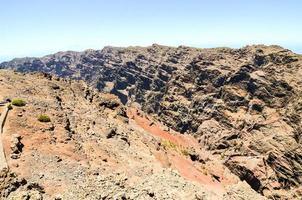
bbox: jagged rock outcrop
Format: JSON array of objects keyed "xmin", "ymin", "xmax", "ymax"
[
  {"xmin": 1, "ymin": 44, "xmax": 302, "ymax": 199},
  {"xmin": 10, "ymin": 134, "xmax": 23, "ymax": 159},
  {"xmin": 0, "ymin": 168, "xmax": 44, "ymax": 200}
]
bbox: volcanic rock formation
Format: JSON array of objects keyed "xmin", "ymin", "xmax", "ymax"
[{"xmin": 1, "ymin": 44, "xmax": 302, "ymax": 199}]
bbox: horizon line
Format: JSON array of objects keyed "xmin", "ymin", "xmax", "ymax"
[{"xmin": 1, "ymin": 43, "xmax": 301, "ymax": 62}]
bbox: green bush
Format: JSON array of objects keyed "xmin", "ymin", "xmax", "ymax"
[
  {"xmin": 38, "ymin": 114, "xmax": 51, "ymax": 123},
  {"xmin": 11, "ymin": 99, "xmax": 26, "ymax": 107}
]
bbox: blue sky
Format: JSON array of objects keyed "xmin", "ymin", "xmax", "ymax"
[{"xmin": 0, "ymin": 0, "xmax": 301, "ymax": 61}]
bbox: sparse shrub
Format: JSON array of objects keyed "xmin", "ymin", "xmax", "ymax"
[
  {"xmin": 38, "ymin": 114, "xmax": 51, "ymax": 122},
  {"xmin": 11, "ymin": 99, "xmax": 26, "ymax": 107},
  {"xmin": 161, "ymin": 140, "xmax": 177, "ymax": 150},
  {"xmin": 161, "ymin": 139, "xmax": 190, "ymax": 156},
  {"xmin": 180, "ymin": 148, "xmax": 190, "ymax": 156}
]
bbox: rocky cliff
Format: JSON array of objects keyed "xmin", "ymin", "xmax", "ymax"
[{"xmin": 1, "ymin": 44, "xmax": 302, "ymax": 199}]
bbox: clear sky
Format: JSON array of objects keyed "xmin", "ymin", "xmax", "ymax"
[{"xmin": 0, "ymin": 0, "xmax": 301, "ymax": 61}]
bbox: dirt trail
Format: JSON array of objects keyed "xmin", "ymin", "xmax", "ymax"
[{"xmin": 0, "ymin": 105, "xmax": 9, "ymax": 170}]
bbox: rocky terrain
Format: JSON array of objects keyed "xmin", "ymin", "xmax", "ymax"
[
  {"xmin": 1, "ymin": 44, "xmax": 302, "ymax": 199},
  {"xmin": 0, "ymin": 70, "xmax": 269, "ymax": 199}
]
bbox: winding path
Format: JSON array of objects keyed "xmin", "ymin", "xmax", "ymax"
[{"xmin": 0, "ymin": 104, "xmax": 9, "ymax": 170}]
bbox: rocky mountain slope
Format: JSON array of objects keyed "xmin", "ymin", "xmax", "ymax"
[
  {"xmin": 1, "ymin": 44, "xmax": 302, "ymax": 199},
  {"xmin": 0, "ymin": 70, "xmax": 267, "ymax": 200}
]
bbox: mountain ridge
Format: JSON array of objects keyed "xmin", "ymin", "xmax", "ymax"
[{"xmin": 1, "ymin": 44, "xmax": 298, "ymax": 65}]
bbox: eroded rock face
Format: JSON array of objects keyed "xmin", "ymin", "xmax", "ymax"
[
  {"xmin": 1, "ymin": 44, "xmax": 302, "ymax": 199},
  {"xmin": 10, "ymin": 134, "xmax": 23, "ymax": 159},
  {"xmin": 0, "ymin": 70, "xmax": 270, "ymax": 199}
]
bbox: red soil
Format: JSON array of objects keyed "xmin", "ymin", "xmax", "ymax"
[
  {"xmin": 127, "ymin": 108, "xmax": 199, "ymax": 148},
  {"xmin": 127, "ymin": 107, "xmax": 226, "ymax": 195}
]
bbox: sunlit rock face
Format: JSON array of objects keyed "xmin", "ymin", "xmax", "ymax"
[{"xmin": 1, "ymin": 44, "xmax": 302, "ymax": 199}]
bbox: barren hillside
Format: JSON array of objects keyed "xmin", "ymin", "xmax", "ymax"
[
  {"xmin": 0, "ymin": 70, "xmax": 269, "ymax": 200},
  {"xmin": 1, "ymin": 44, "xmax": 302, "ymax": 199}
]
